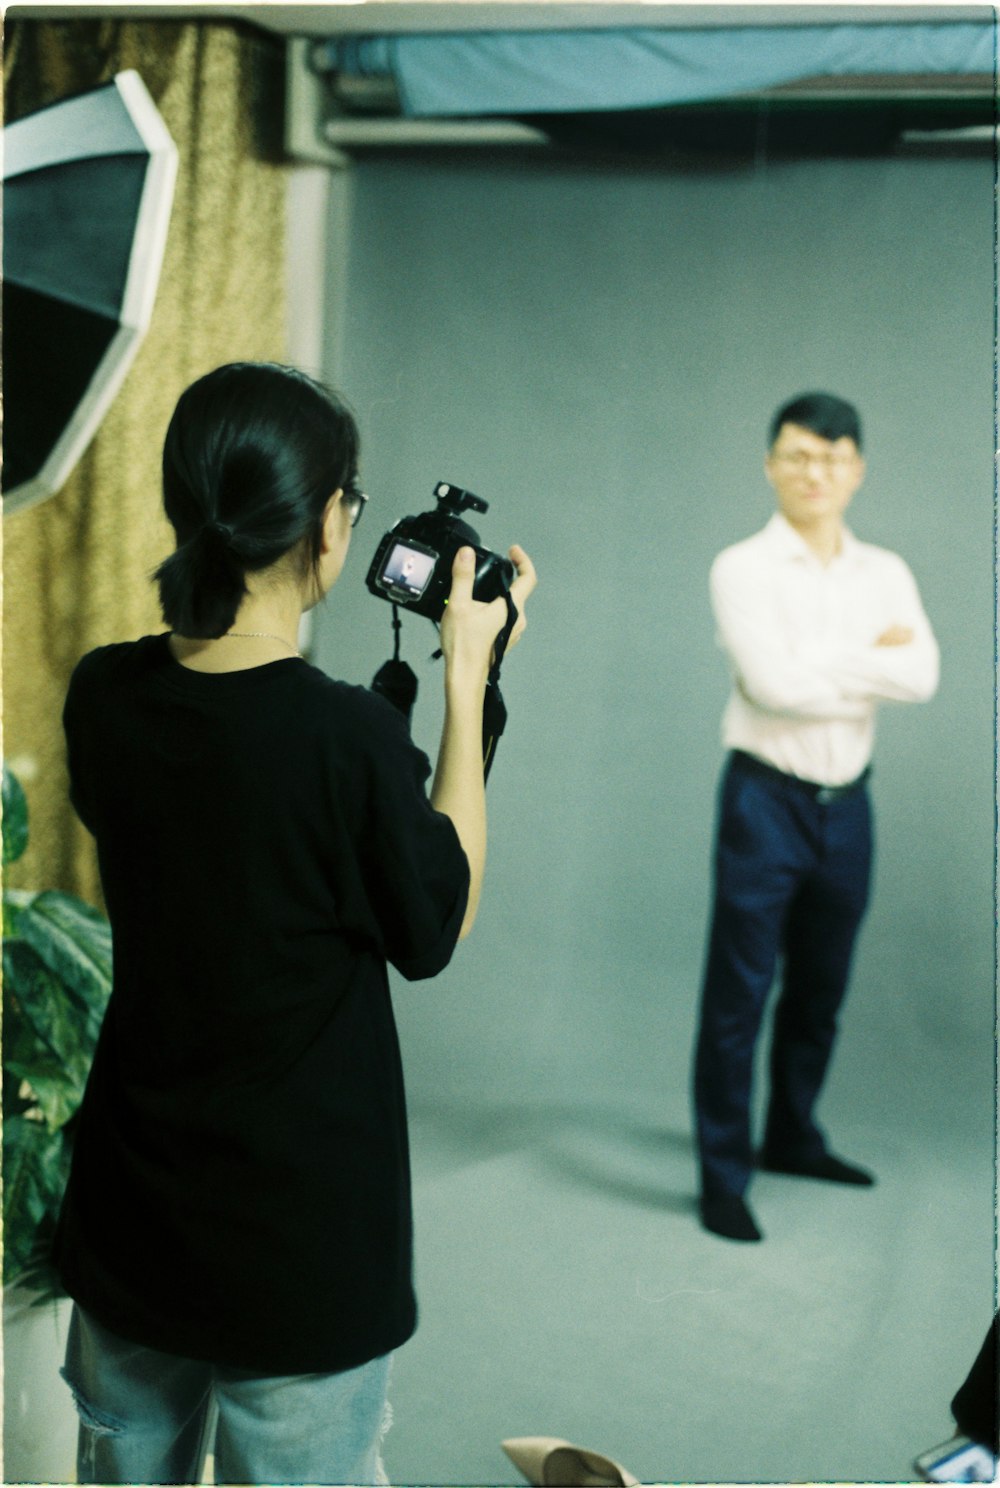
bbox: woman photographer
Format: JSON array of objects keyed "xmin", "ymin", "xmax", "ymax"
[{"xmin": 54, "ymin": 361, "xmax": 536, "ymax": 1485}]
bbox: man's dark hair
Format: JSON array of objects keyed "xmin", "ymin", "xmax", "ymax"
[
  {"xmin": 155, "ymin": 362, "xmax": 359, "ymax": 638},
  {"xmin": 768, "ymin": 392, "xmax": 863, "ymax": 452}
]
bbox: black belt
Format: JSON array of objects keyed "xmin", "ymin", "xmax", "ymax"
[{"xmin": 730, "ymin": 750, "xmax": 870, "ymax": 805}]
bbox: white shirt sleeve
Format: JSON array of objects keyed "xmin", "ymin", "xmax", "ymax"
[
  {"xmin": 710, "ymin": 552, "xmax": 871, "ymax": 721},
  {"xmin": 820, "ymin": 556, "xmax": 940, "ymax": 703}
]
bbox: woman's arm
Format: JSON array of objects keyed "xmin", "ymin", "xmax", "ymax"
[{"xmin": 431, "ymin": 544, "xmax": 535, "ymax": 938}]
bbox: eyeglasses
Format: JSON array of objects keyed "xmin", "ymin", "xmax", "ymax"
[
  {"xmin": 772, "ymin": 450, "xmax": 857, "ymax": 474},
  {"xmin": 343, "ymin": 480, "xmax": 368, "ymax": 529}
]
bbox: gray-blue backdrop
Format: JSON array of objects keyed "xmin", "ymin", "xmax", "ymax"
[{"xmin": 315, "ymin": 148, "xmax": 993, "ymax": 1156}]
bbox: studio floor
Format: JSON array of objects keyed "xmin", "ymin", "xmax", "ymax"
[{"xmin": 381, "ymin": 1087, "xmax": 995, "ymax": 1487}]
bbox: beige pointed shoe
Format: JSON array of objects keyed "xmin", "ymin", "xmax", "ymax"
[{"xmin": 501, "ymin": 1435, "xmax": 640, "ymax": 1486}]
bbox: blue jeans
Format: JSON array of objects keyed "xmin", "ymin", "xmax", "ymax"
[
  {"xmin": 61, "ymin": 1305, "xmax": 393, "ymax": 1485},
  {"xmin": 693, "ymin": 752, "xmax": 873, "ymax": 1199}
]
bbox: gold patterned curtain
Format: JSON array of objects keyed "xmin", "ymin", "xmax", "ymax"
[{"xmin": 3, "ymin": 19, "xmax": 289, "ymax": 904}]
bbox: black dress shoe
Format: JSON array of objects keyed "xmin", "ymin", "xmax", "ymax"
[
  {"xmin": 700, "ymin": 1193, "xmax": 763, "ymax": 1241},
  {"xmin": 759, "ymin": 1150, "xmax": 875, "ymax": 1186}
]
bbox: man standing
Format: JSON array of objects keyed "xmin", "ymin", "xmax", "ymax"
[{"xmin": 693, "ymin": 392, "xmax": 939, "ymax": 1243}]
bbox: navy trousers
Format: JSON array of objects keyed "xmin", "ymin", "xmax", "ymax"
[{"xmin": 693, "ymin": 751, "xmax": 873, "ymax": 1200}]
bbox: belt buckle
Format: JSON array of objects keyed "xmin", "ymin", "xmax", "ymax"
[{"xmin": 816, "ymin": 786, "xmax": 837, "ymax": 805}]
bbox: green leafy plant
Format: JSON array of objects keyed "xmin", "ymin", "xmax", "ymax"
[{"xmin": 2, "ymin": 766, "xmax": 111, "ymax": 1300}]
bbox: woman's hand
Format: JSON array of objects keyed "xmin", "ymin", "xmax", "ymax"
[
  {"xmin": 439, "ymin": 544, "xmax": 537, "ymax": 690},
  {"xmin": 500, "ymin": 544, "xmax": 536, "ymax": 655}
]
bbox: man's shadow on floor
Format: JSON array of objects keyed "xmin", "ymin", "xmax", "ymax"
[{"xmin": 409, "ymin": 1096, "xmax": 696, "ymax": 1216}]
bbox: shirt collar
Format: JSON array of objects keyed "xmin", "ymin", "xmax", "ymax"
[{"xmin": 764, "ymin": 511, "xmax": 859, "ymax": 565}]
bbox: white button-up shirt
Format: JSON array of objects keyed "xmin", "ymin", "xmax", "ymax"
[{"xmin": 710, "ymin": 513, "xmax": 939, "ymax": 786}]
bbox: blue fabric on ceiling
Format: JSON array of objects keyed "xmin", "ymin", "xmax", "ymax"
[{"xmin": 333, "ymin": 23, "xmax": 996, "ymax": 118}]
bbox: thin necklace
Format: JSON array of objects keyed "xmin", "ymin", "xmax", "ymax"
[{"xmin": 223, "ymin": 631, "xmax": 301, "ymax": 656}]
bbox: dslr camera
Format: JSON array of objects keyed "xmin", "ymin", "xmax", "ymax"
[{"xmin": 366, "ymin": 482, "xmax": 514, "ymax": 623}]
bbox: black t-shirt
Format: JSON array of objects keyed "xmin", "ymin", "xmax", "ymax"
[{"xmin": 54, "ymin": 634, "xmax": 469, "ymax": 1374}]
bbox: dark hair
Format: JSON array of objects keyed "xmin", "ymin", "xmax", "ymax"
[
  {"xmin": 154, "ymin": 362, "xmax": 359, "ymax": 638},
  {"xmin": 768, "ymin": 392, "xmax": 862, "ymax": 452}
]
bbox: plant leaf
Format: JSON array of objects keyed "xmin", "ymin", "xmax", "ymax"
[
  {"xmin": 5, "ymin": 1055, "xmax": 91, "ymax": 1131},
  {"xmin": 2, "ymin": 888, "xmax": 35, "ymax": 938},
  {"xmin": 3, "ymin": 941, "xmax": 96, "ymax": 1127},
  {"xmin": 2, "ymin": 1114, "xmax": 71, "ymax": 1289},
  {"xmin": 15, "ymin": 891, "xmax": 112, "ymax": 1035},
  {"xmin": 2, "ymin": 767, "xmax": 29, "ymax": 866}
]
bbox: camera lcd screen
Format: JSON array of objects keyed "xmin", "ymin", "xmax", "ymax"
[{"xmin": 379, "ymin": 541, "xmax": 437, "ymax": 599}]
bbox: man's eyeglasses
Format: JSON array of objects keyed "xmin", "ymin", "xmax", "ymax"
[
  {"xmin": 772, "ymin": 451, "xmax": 857, "ymax": 474},
  {"xmin": 343, "ymin": 480, "xmax": 368, "ymax": 528}
]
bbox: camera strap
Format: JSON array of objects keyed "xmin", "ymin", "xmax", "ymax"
[
  {"xmin": 482, "ymin": 590, "xmax": 519, "ymax": 780},
  {"xmin": 373, "ymin": 593, "xmax": 518, "ymax": 780},
  {"xmin": 371, "ymin": 605, "xmax": 418, "ymax": 723}
]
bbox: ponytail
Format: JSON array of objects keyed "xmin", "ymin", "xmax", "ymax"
[
  {"xmin": 154, "ymin": 524, "xmax": 248, "ymax": 638},
  {"xmin": 155, "ymin": 363, "xmax": 359, "ymax": 638}
]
